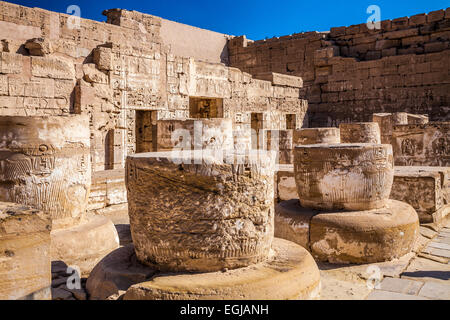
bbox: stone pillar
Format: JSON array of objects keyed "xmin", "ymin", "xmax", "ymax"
[
  {"xmin": 373, "ymin": 113, "xmax": 408, "ymax": 144},
  {"xmin": 126, "ymin": 150, "xmax": 276, "ymax": 272},
  {"xmin": 340, "ymin": 122, "xmax": 381, "ymax": 144},
  {"xmin": 0, "ymin": 115, "xmax": 119, "ymax": 276},
  {"xmin": 0, "ymin": 115, "xmax": 91, "ymax": 230},
  {"xmin": 294, "ymin": 144, "xmax": 394, "ymax": 211},
  {"xmin": 293, "ymin": 128, "xmax": 340, "ymax": 146},
  {"xmin": 0, "ymin": 202, "xmax": 52, "ymax": 300},
  {"xmin": 265, "ymin": 130, "xmax": 293, "ymax": 164}
]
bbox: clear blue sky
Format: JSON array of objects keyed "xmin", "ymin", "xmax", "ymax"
[{"xmin": 6, "ymin": 0, "xmax": 450, "ymax": 39}]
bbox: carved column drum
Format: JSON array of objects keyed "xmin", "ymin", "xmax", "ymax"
[
  {"xmin": 340, "ymin": 122, "xmax": 381, "ymax": 144},
  {"xmin": 0, "ymin": 202, "xmax": 52, "ymax": 300},
  {"xmin": 294, "ymin": 144, "xmax": 394, "ymax": 211},
  {"xmin": 0, "ymin": 116, "xmax": 91, "ymax": 230},
  {"xmin": 126, "ymin": 150, "xmax": 276, "ymax": 272},
  {"xmin": 293, "ymin": 128, "xmax": 341, "ymax": 146}
]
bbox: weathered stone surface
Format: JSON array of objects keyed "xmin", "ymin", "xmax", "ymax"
[
  {"xmin": 254, "ymin": 72, "xmax": 303, "ymax": 88},
  {"xmin": 0, "ymin": 202, "xmax": 51, "ymax": 300},
  {"xmin": 154, "ymin": 119, "xmax": 234, "ymax": 152},
  {"xmin": 390, "ymin": 166, "xmax": 450, "ymax": 224},
  {"xmin": 392, "ymin": 122, "xmax": 450, "ymax": 167},
  {"xmin": 51, "ymin": 215, "xmax": 120, "ymax": 276},
  {"xmin": 0, "ymin": 115, "xmax": 91, "ymax": 230},
  {"xmin": 25, "ymin": 38, "xmax": 53, "ymax": 56},
  {"xmin": 86, "ymin": 245, "xmax": 157, "ymax": 300},
  {"xmin": 379, "ymin": 277, "xmax": 424, "ymax": 295},
  {"xmin": 293, "ymin": 128, "xmax": 340, "ymax": 146},
  {"xmin": 339, "ymin": 122, "xmax": 381, "ymax": 144},
  {"xmin": 275, "ymin": 199, "xmax": 318, "ymax": 249},
  {"xmin": 276, "ymin": 164, "xmax": 296, "ymax": 201},
  {"xmin": 31, "ymin": 56, "xmax": 75, "ymax": 80},
  {"xmin": 294, "ymin": 144, "xmax": 394, "ymax": 211},
  {"xmin": 310, "ymin": 199, "xmax": 419, "ymax": 264},
  {"xmin": 265, "ymin": 130, "xmax": 293, "ymax": 164},
  {"xmin": 418, "ymin": 281, "xmax": 450, "ymax": 300},
  {"xmin": 123, "ymin": 238, "xmax": 321, "ymax": 300},
  {"xmin": 373, "ymin": 113, "xmax": 409, "ymax": 144},
  {"xmin": 367, "ymin": 290, "xmax": 428, "ymax": 300},
  {"xmin": 126, "ymin": 150, "xmax": 276, "ymax": 272},
  {"xmin": 407, "ymin": 114, "xmax": 429, "ymax": 124}
]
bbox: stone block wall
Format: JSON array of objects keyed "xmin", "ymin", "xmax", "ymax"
[
  {"xmin": 228, "ymin": 9, "xmax": 450, "ymax": 127},
  {"xmin": 392, "ymin": 122, "xmax": 449, "ymax": 166},
  {"xmin": 0, "ymin": 2, "xmax": 307, "ymax": 173}
]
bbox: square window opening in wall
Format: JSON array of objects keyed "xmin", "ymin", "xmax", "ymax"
[{"xmin": 189, "ymin": 97, "xmax": 224, "ymax": 119}]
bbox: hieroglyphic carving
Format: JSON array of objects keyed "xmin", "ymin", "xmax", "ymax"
[
  {"xmin": 294, "ymin": 144, "xmax": 394, "ymax": 211},
  {"xmin": 0, "ymin": 115, "xmax": 91, "ymax": 230}
]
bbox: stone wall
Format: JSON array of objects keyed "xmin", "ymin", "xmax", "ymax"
[
  {"xmin": 160, "ymin": 17, "xmax": 230, "ymax": 64},
  {"xmin": 0, "ymin": 2, "xmax": 307, "ymax": 173},
  {"xmin": 392, "ymin": 122, "xmax": 449, "ymax": 166},
  {"xmin": 228, "ymin": 9, "xmax": 450, "ymax": 127}
]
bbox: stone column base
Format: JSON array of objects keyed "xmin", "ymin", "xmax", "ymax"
[
  {"xmin": 275, "ymin": 199, "xmax": 419, "ymax": 264},
  {"xmin": 51, "ymin": 216, "xmax": 120, "ymax": 276},
  {"xmin": 86, "ymin": 238, "xmax": 321, "ymax": 300}
]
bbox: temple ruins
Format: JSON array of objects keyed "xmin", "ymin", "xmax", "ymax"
[{"xmin": 0, "ymin": 1, "xmax": 449, "ymax": 300}]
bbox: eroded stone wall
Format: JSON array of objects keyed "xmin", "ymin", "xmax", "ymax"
[
  {"xmin": 0, "ymin": 2, "xmax": 307, "ymax": 174},
  {"xmin": 228, "ymin": 9, "xmax": 450, "ymax": 126}
]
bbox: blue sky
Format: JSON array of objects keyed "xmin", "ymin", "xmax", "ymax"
[{"xmin": 7, "ymin": 0, "xmax": 450, "ymax": 39}]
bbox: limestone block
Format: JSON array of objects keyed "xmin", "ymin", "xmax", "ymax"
[
  {"xmin": 106, "ymin": 176, "xmax": 127, "ymax": 206},
  {"xmin": 155, "ymin": 119, "xmax": 233, "ymax": 152},
  {"xmin": 51, "ymin": 215, "xmax": 120, "ymax": 276},
  {"xmin": 373, "ymin": 113, "xmax": 408, "ymax": 144},
  {"xmin": 126, "ymin": 150, "xmax": 276, "ymax": 272},
  {"xmin": 294, "ymin": 144, "xmax": 394, "ymax": 211},
  {"xmin": 25, "ymin": 38, "xmax": 53, "ymax": 56},
  {"xmin": 86, "ymin": 245, "xmax": 157, "ymax": 300},
  {"xmin": 276, "ymin": 165, "xmax": 297, "ymax": 201},
  {"xmin": 0, "ymin": 75, "xmax": 7, "ymax": 95},
  {"xmin": 391, "ymin": 166, "xmax": 450, "ymax": 224},
  {"xmin": 266, "ymin": 130, "xmax": 293, "ymax": 164},
  {"xmin": 82, "ymin": 63, "xmax": 108, "ymax": 84},
  {"xmin": 123, "ymin": 239, "xmax": 321, "ymax": 300},
  {"xmin": 275, "ymin": 200, "xmax": 318, "ymax": 249},
  {"xmin": 310, "ymin": 200, "xmax": 419, "ymax": 264},
  {"xmin": 24, "ymin": 78, "xmax": 55, "ymax": 98},
  {"xmin": 0, "ymin": 52, "xmax": 23, "ymax": 74},
  {"xmin": 340, "ymin": 122, "xmax": 381, "ymax": 144},
  {"xmin": 93, "ymin": 47, "xmax": 113, "ymax": 71},
  {"xmin": 407, "ymin": 114, "xmax": 429, "ymax": 124},
  {"xmin": 392, "ymin": 122, "xmax": 450, "ymax": 167},
  {"xmin": 0, "ymin": 202, "xmax": 51, "ymax": 300},
  {"xmin": 254, "ymin": 72, "xmax": 303, "ymax": 88},
  {"xmin": 0, "ymin": 115, "xmax": 91, "ymax": 230},
  {"xmin": 293, "ymin": 128, "xmax": 340, "ymax": 146},
  {"xmin": 31, "ymin": 56, "xmax": 75, "ymax": 80}
]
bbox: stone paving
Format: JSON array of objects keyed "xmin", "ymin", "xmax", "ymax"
[
  {"xmin": 366, "ymin": 221, "xmax": 450, "ymax": 300},
  {"xmin": 318, "ymin": 219, "xmax": 450, "ymax": 300},
  {"xmin": 50, "ymin": 207, "xmax": 450, "ymax": 300}
]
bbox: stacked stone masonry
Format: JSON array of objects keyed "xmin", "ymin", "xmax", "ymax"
[
  {"xmin": 0, "ymin": 1, "xmax": 307, "ymax": 174},
  {"xmin": 228, "ymin": 9, "xmax": 450, "ymax": 126}
]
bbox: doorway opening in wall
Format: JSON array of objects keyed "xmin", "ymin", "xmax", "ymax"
[
  {"xmin": 286, "ymin": 114, "xmax": 296, "ymax": 130},
  {"xmin": 105, "ymin": 129, "xmax": 114, "ymax": 170},
  {"xmin": 189, "ymin": 97, "xmax": 224, "ymax": 119},
  {"xmin": 251, "ymin": 113, "xmax": 264, "ymax": 150},
  {"xmin": 135, "ymin": 110, "xmax": 158, "ymax": 153}
]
